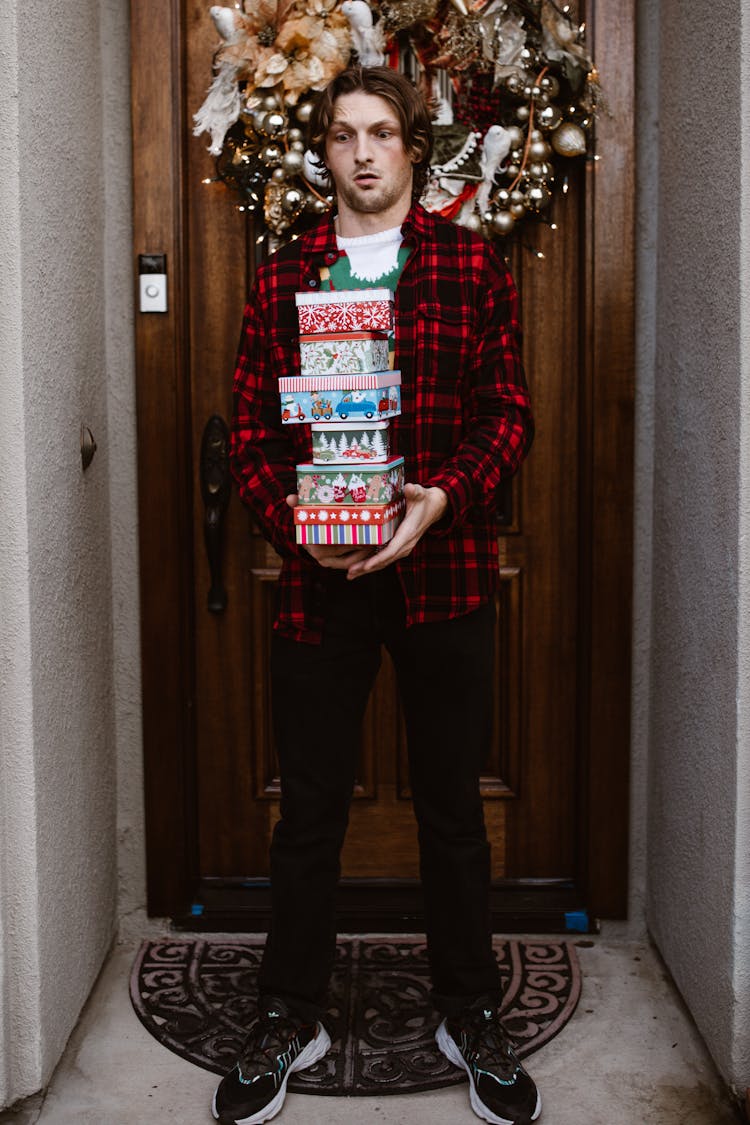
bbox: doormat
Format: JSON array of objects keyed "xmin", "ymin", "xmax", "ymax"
[{"xmin": 130, "ymin": 937, "xmax": 581, "ymax": 1096}]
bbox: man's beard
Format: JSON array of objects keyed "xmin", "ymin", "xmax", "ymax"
[{"xmin": 335, "ymin": 171, "xmax": 412, "ymax": 216}]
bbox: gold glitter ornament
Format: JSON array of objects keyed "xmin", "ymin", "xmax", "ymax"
[
  {"xmin": 551, "ymin": 122, "xmax": 587, "ymax": 157},
  {"xmin": 379, "ymin": 0, "xmax": 438, "ymax": 35},
  {"xmin": 433, "ymin": 10, "xmax": 484, "ymax": 71}
]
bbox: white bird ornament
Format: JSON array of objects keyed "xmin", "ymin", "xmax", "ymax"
[
  {"xmin": 341, "ymin": 0, "xmax": 386, "ymax": 67},
  {"xmin": 476, "ymin": 124, "xmax": 514, "ymax": 214}
]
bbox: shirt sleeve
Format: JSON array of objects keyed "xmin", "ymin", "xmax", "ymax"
[
  {"xmin": 230, "ymin": 270, "xmax": 307, "ymax": 560},
  {"xmin": 423, "ymin": 243, "xmax": 534, "ymax": 532}
]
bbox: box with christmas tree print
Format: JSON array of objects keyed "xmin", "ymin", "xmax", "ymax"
[{"xmin": 311, "ymin": 421, "xmax": 391, "ymax": 464}]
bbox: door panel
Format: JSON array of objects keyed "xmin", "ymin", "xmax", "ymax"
[{"xmin": 133, "ymin": 0, "xmax": 634, "ymax": 927}]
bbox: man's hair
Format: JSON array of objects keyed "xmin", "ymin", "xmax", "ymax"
[{"xmin": 307, "ymin": 66, "xmax": 434, "ymax": 201}]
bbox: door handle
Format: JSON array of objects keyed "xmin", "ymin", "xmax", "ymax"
[{"xmin": 200, "ymin": 414, "xmax": 231, "ymax": 613}]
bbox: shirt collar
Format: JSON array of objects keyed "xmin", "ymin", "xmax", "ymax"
[{"xmin": 299, "ymin": 202, "xmax": 432, "ymax": 263}]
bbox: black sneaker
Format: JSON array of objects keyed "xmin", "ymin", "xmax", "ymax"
[
  {"xmin": 212, "ymin": 999, "xmax": 331, "ymax": 1124},
  {"xmin": 436, "ymin": 1004, "xmax": 541, "ymax": 1125}
]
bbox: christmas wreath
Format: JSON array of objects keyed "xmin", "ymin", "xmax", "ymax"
[{"xmin": 194, "ymin": 0, "xmax": 599, "ymax": 246}]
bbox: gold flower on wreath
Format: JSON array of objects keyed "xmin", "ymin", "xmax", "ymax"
[{"xmin": 218, "ymin": 0, "xmax": 351, "ymax": 105}]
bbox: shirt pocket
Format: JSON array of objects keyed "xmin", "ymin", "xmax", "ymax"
[
  {"xmin": 413, "ymin": 304, "xmax": 473, "ymax": 456},
  {"xmin": 415, "ymin": 303, "xmax": 474, "ymax": 387}
]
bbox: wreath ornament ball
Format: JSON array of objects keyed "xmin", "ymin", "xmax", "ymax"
[{"xmin": 194, "ymin": 0, "xmax": 600, "ymax": 248}]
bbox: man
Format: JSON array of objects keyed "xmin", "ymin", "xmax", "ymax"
[{"xmin": 215, "ymin": 66, "xmax": 537, "ymax": 1125}]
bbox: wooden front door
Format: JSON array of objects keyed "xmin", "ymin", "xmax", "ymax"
[{"xmin": 132, "ymin": 0, "xmax": 634, "ymax": 930}]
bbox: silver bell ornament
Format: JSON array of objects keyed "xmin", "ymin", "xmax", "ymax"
[
  {"xmin": 262, "ymin": 111, "xmax": 287, "ymax": 137},
  {"xmin": 281, "ymin": 186, "xmax": 304, "ymax": 214},
  {"xmin": 295, "ymin": 101, "xmax": 314, "ymax": 124},
  {"xmin": 260, "ymin": 143, "xmax": 284, "ymax": 166},
  {"xmin": 540, "ymin": 74, "xmax": 560, "ymax": 97},
  {"xmin": 529, "ymin": 138, "xmax": 551, "ymax": 160},
  {"xmin": 526, "ymin": 184, "xmax": 552, "ymax": 210},
  {"xmin": 287, "ymin": 128, "xmax": 303, "ymax": 143},
  {"xmin": 528, "ymin": 161, "xmax": 552, "ymax": 180},
  {"xmin": 506, "ymin": 125, "xmax": 525, "ymax": 148},
  {"xmin": 281, "ymin": 150, "xmax": 305, "ymax": 176},
  {"xmin": 551, "ymin": 122, "xmax": 587, "ymax": 157},
  {"xmin": 491, "ymin": 211, "xmax": 515, "ymax": 235},
  {"xmin": 271, "ymin": 167, "xmax": 286, "ymax": 183},
  {"xmin": 537, "ymin": 104, "xmax": 562, "ymax": 131}
]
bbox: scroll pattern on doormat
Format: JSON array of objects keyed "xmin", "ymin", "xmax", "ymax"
[{"xmin": 130, "ymin": 937, "xmax": 581, "ymax": 1096}]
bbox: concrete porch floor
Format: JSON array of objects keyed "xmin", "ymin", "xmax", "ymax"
[{"xmin": 1, "ymin": 927, "xmax": 743, "ymax": 1125}]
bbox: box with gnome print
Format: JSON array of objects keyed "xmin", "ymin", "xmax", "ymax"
[{"xmin": 277, "ymin": 287, "xmax": 405, "ymax": 547}]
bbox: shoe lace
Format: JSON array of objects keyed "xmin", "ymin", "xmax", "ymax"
[
  {"xmin": 463, "ymin": 1008, "xmax": 520, "ymax": 1080},
  {"xmin": 237, "ymin": 1010, "xmax": 304, "ymax": 1080}
]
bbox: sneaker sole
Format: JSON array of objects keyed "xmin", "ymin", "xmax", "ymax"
[
  {"xmin": 212, "ymin": 1022, "xmax": 332, "ymax": 1125},
  {"xmin": 435, "ymin": 1019, "xmax": 542, "ymax": 1125}
]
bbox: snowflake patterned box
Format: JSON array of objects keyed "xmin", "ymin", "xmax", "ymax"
[
  {"xmin": 279, "ymin": 373, "xmax": 401, "ymax": 424},
  {"xmin": 299, "ymin": 332, "xmax": 390, "ymax": 378},
  {"xmin": 295, "ymin": 498, "xmax": 405, "ymax": 546},
  {"xmin": 311, "ymin": 421, "xmax": 391, "ymax": 464},
  {"xmin": 296, "ymin": 457, "xmax": 404, "ymax": 506},
  {"xmin": 295, "ymin": 288, "xmax": 394, "ymax": 335}
]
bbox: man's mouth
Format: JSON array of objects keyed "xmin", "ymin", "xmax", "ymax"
[{"xmin": 354, "ymin": 171, "xmax": 379, "ymax": 186}]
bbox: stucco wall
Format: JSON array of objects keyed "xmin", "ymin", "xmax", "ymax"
[
  {"xmin": 0, "ymin": 0, "xmax": 137, "ymax": 1107},
  {"xmin": 644, "ymin": 0, "xmax": 750, "ymax": 1090}
]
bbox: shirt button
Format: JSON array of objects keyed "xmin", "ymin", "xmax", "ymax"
[
  {"xmin": 326, "ymin": 252, "xmax": 336, "ymax": 261},
  {"xmin": 308, "ymin": 279, "xmax": 318, "ymax": 288}
]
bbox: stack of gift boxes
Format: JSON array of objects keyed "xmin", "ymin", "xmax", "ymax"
[{"xmin": 278, "ymin": 287, "xmax": 405, "ymax": 547}]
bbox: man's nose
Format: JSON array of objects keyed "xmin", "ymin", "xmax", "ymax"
[{"xmin": 353, "ymin": 133, "xmax": 374, "ymax": 163}]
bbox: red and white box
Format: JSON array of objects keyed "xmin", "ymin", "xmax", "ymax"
[
  {"xmin": 299, "ymin": 331, "xmax": 390, "ymax": 378},
  {"xmin": 295, "ymin": 288, "xmax": 394, "ymax": 335},
  {"xmin": 294, "ymin": 498, "xmax": 405, "ymax": 546}
]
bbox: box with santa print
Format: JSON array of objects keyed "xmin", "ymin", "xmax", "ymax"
[
  {"xmin": 311, "ymin": 421, "xmax": 391, "ymax": 464},
  {"xmin": 295, "ymin": 456, "xmax": 404, "ymax": 506},
  {"xmin": 295, "ymin": 498, "xmax": 405, "ymax": 546},
  {"xmin": 299, "ymin": 331, "xmax": 390, "ymax": 378},
  {"xmin": 279, "ymin": 371, "xmax": 401, "ymax": 424},
  {"xmin": 295, "ymin": 288, "xmax": 394, "ymax": 335}
]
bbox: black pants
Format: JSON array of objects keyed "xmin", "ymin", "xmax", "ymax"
[{"xmin": 257, "ymin": 565, "xmax": 503, "ymax": 1020}]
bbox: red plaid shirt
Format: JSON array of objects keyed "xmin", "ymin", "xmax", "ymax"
[{"xmin": 231, "ymin": 203, "xmax": 533, "ymax": 643}]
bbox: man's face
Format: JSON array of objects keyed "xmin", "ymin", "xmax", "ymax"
[{"xmin": 324, "ymin": 91, "xmax": 415, "ymax": 220}]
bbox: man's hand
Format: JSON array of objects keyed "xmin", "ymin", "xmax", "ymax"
[
  {"xmin": 288, "ymin": 494, "xmax": 376, "ymax": 569},
  {"xmin": 346, "ymin": 483, "xmax": 448, "ymax": 579}
]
